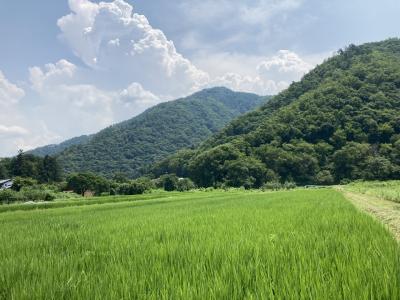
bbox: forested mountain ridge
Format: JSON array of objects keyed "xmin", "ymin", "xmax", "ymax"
[
  {"xmin": 152, "ymin": 39, "xmax": 400, "ymax": 187},
  {"xmin": 54, "ymin": 87, "xmax": 267, "ymax": 177},
  {"xmin": 28, "ymin": 135, "xmax": 92, "ymax": 157}
]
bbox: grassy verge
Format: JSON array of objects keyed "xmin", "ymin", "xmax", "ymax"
[
  {"xmin": 344, "ymin": 180, "xmax": 400, "ymax": 203},
  {"xmin": 0, "ymin": 189, "xmax": 399, "ymax": 299}
]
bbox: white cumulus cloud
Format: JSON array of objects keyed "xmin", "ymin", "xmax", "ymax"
[
  {"xmin": 0, "ymin": 0, "xmax": 323, "ymax": 156},
  {"xmin": 257, "ymin": 50, "xmax": 313, "ymax": 82},
  {"xmin": 207, "ymin": 50, "xmax": 314, "ymax": 95},
  {"xmin": 29, "ymin": 59, "xmax": 77, "ymax": 92},
  {"xmin": 0, "ymin": 70, "xmax": 25, "ymax": 105},
  {"xmin": 57, "ymin": 0, "xmax": 209, "ymax": 97},
  {"xmin": 28, "ymin": 59, "xmax": 163, "ymax": 138}
]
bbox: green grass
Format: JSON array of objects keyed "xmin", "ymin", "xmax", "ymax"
[
  {"xmin": 0, "ymin": 190, "xmax": 181, "ymax": 213},
  {"xmin": 345, "ymin": 180, "xmax": 400, "ymax": 203},
  {"xmin": 0, "ymin": 189, "xmax": 399, "ymax": 299}
]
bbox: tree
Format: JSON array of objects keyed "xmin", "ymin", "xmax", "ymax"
[
  {"xmin": 176, "ymin": 178, "xmax": 196, "ymax": 191},
  {"xmin": 188, "ymin": 144, "xmax": 241, "ymax": 187},
  {"xmin": 117, "ymin": 179, "xmax": 153, "ymax": 195},
  {"xmin": 332, "ymin": 143, "xmax": 371, "ymax": 181},
  {"xmin": 112, "ymin": 172, "xmax": 129, "ymax": 183},
  {"xmin": 224, "ymin": 157, "xmax": 267, "ymax": 189},
  {"xmin": 364, "ymin": 156, "xmax": 392, "ymax": 180},
  {"xmin": 0, "ymin": 163, "xmax": 7, "ymax": 179},
  {"xmin": 315, "ymin": 170, "xmax": 335, "ymax": 185},
  {"xmin": 11, "ymin": 150, "xmax": 24, "ymax": 177},
  {"xmin": 9, "ymin": 151, "xmax": 41, "ymax": 179},
  {"xmin": 66, "ymin": 173, "xmax": 110, "ymax": 196},
  {"xmin": 39, "ymin": 155, "xmax": 62, "ymax": 183},
  {"xmin": 160, "ymin": 174, "xmax": 179, "ymax": 192}
]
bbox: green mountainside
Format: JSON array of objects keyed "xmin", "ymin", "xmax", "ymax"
[
  {"xmin": 53, "ymin": 87, "xmax": 267, "ymax": 177},
  {"xmin": 152, "ymin": 39, "xmax": 400, "ymax": 187},
  {"xmin": 28, "ymin": 135, "xmax": 92, "ymax": 157}
]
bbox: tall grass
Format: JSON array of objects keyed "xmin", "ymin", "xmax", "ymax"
[
  {"xmin": 345, "ymin": 180, "xmax": 400, "ymax": 203},
  {"xmin": 0, "ymin": 189, "xmax": 399, "ymax": 299}
]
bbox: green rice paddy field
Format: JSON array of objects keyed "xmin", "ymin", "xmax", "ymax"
[{"xmin": 0, "ymin": 189, "xmax": 399, "ymax": 299}]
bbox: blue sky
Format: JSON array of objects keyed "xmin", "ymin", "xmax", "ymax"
[{"xmin": 0, "ymin": 0, "xmax": 399, "ymax": 156}]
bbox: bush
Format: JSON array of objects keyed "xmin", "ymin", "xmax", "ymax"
[
  {"xmin": 116, "ymin": 177, "xmax": 155, "ymax": 195},
  {"xmin": 66, "ymin": 173, "xmax": 110, "ymax": 196},
  {"xmin": 176, "ymin": 178, "xmax": 196, "ymax": 192},
  {"xmin": 262, "ymin": 181, "xmax": 297, "ymax": 191},
  {"xmin": 160, "ymin": 174, "xmax": 179, "ymax": 191},
  {"xmin": 20, "ymin": 188, "xmax": 56, "ymax": 202},
  {"xmin": 0, "ymin": 189, "xmax": 22, "ymax": 204},
  {"xmin": 262, "ymin": 181, "xmax": 283, "ymax": 191},
  {"xmin": 283, "ymin": 181, "xmax": 297, "ymax": 190},
  {"xmin": 316, "ymin": 170, "xmax": 335, "ymax": 185},
  {"xmin": 12, "ymin": 177, "xmax": 38, "ymax": 192},
  {"xmin": 0, "ymin": 188, "xmax": 56, "ymax": 204}
]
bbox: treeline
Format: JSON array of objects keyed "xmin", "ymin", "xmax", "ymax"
[
  {"xmin": 0, "ymin": 149, "xmax": 197, "ymax": 203},
  {"xmin": 150, "ymin": 39, "xmax": 400, "ymax": 188},
  {"xmin": 65, "ymin": 173, "xmax": 196, "ymax": 196},
  {"xmin": 0, "ymin": 150, "xmax": 62, "ymax": 183}
]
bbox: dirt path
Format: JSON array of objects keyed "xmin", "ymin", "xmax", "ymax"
[{"xmin": 339, "ymin": 189, "xmax": 400, "ymax": 241}]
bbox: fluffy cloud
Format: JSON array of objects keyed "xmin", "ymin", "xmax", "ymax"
[
  {"xmin": 57, "ymin": 0, "xmax": 209, "ymax": 97},
  {"xmin": 0, "ymin": 125, "xmax": 28, "ymax": 137},
  {"xmin": 28, "ymin": 59, "xmax": 162, "ymax": 138},
  {"xmin": 118, "ymin": 82, "xmax": 160, "ymax": 115},
  {"xmin": 29, "ymin": 59, "xmax": 76, "ymax": 92},
  {"xmin": 0, "ymin": 71, "xmax": 55, "ymax": 156},
  {"xmin": 0, "ymin": 0, "xmax": 321, "ymax": 156},
  {"xmin": 207, "ymin": 50, "xmax": 314, "ymax": 95},
  {"xmin": 257, "ymin": 50, "xmax": 313, "ymax": 82},
  {"xmin": 0, "ymin": 71, "xmax": 25, "ymax": 105},
  {"xmin": 211, "ymin": 73, "xmax": 288, "ymax": 96}
]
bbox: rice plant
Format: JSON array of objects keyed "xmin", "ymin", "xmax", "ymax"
[{"xmin": 0, "ymin": 189, "xmax": 399, "ymax": 299}]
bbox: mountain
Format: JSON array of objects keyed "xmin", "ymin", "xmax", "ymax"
[
  {"xmin": 28, "ymin": 135, "xmax": 92, "ymax": 157},
  {"xmin": 51, "ymin": 87, "xmax": 267, "ymax": 177},
  {"xmin": 152, "ymin": 39, "xmax": 400, "ymax": 187}
]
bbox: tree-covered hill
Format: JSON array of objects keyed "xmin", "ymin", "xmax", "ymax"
[
  {"xmin": 28, "ymin": 135, "xmax": 92, "ymax": 157},
  {"xmin": 53, "ymin": 87, "xmax": 267, "ymax": 177},
  {"xmin": 152, "ymin": 39, "xmax": 400, "ymax": 187}
]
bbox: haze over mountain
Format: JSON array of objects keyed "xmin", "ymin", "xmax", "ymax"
[
  {"xmin": 32, "ymin": 87, "xmax": 267, "ymax": 177},
  {"xmin": 152, "ymin": 39, "xmax": 400, "ymax": 187}
]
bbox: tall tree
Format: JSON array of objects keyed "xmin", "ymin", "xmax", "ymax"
[{"xmin": 39, "ymin": 155, "xmax": 62, "ymax": 183}]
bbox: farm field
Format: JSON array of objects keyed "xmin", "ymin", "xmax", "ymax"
[
  {"xmin": 0, "ymin": 189, "xmax": 399, "ymax": 299},
  {"xmin": 345, "ymin": 180, "xmax": 400, "ymax": 203}
]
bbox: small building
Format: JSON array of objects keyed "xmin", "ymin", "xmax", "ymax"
[{"xmin": 0, "ymin": 179, "xmax": 13, "ymax": 190}]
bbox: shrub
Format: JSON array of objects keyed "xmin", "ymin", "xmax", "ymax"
[
  {"xmin": 0, "ymin": 189, "xmax": 22, "ymax": 204},
  {"xmin": 316, "ymin": 170, "xmax": 335, "ymax": 185},
  {"xmin": 20, "ymin": 188, "xmax": 56, "ymax": 202},
  {"xmin": 176, "ymin": 178, "xmax": 196, "ymax": 192},
  {"xmin": 0, "ymin": 188, "xmax": 56, "ymax": 204},
  {"xmin": 66, "ymin": 173, "xmax": 110, "ymax": 196},
  {"xmin": 283, "ymin": 181, "xmax": 297, "ymax": 190},
  {"xmin": 262, "ymin": 181, "xmax": 297, "ymax": 191},
  {"xmin": 116, "ymin": 178, "xmax": 155, "ymax": 195},
  {"xmin": 160, "ymin": 174, "xmax": 179, "ymax": 191},
  {"xmin": 12, "ymin": 177, "xmax": 38, "ymax": 192},
  {"xmin": 262, "ymin": 181, "xmax": 283, "ymax": 191}
]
